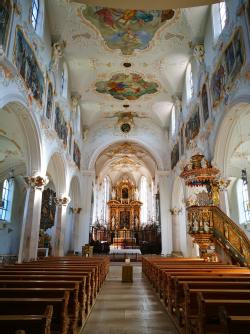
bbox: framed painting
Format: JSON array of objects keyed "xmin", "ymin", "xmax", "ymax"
[
  {"xmin": 224, "ymin": 29, "xmax": 245, "ymax": 83},
  {"xmin": 0, "ymin": 0, "xmax": 12, "ymax": 51},
  {"xmin": 201, "ymin": 84, "xmax": 209, "ymax": 123},
  {"xmin": 54, "ymin": 106, "xmax": 68, "ymax": 147},
  {"xmin": 171, "ymin": 142, "xmax": 179, "ymax": 170},
  {"xmin": 40, "ymin": 188, "xmax": 56, "ymax": 230},
  {"xmin": 185, "ymin": 106, "xmax": 200, "ymax": 146},
  {"xmin": 180, "ymin": 126, "xmax": 185, "ymax": 156},
  {"xmin": 73, "ymin": 141, "xmax": 81, "ymax": 169},
  {"xmin": 46, "ymin": 81, "xmax": 53, "ymax": 119},
  {"xmin": 211, "ymin": 63, "xmax": 225, "ymax": 107},
  {"xmin": 14, "ymin": 27, "xmax": 44, "ymax": 105},
  {"xmin": 68, "ymin": 125, "xmax": 72, "ymax": 155}
]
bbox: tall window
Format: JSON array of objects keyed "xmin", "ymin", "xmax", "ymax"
[
  {"xmin": 0, "ymin": 179, "xmax": 13, "ymax": 221},
  {"xmin": 219, "ymin": 2, "xmax": 227, "ymax": 32},
  {"xmin": 171, "ymin": 106, "xmax": 176, "ymax": 137},
  {"xmin": 31, "ymin": 0, "xmax": 40, "ymax": 30},
  {"xmin": 61, "ymin": 69, "xmax": 65, "ymax": 96},
  {"xmin": 186, "ymin": 63, "xmax": 194, "ymax": 102},
  {"xmin": 212, "ymin": 2, "xmax": 227, "ymax": 40},
  {"xmin": 140, "ymin": 176, "xmax": 148, "ymax": 224},
  {"xmin": 237, "ymin": 179, "xmax": 250, "ymax": 225},
  {"xmin": 103, "ymin": 177, "xmax": 110, "ymax": 222}
]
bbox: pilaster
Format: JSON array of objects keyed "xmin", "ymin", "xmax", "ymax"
[{"xmin": 18, "ymin": 175, "xmax": 48, "ymax": 263}]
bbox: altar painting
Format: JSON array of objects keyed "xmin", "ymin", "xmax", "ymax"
[
  {"xmin": 40, "ymin": 188, "xmax": 56, "ymax": 230},
  {"xmin": 171, "ymin": 142, "xmax": 179, "ymax": 170},
  {"xmin": 14, "ymin": 28, "xmax": 44, "ymax": 105},
  {"xmin": 46, "ymin": 81, "xmax": 53, "ymax": 119},
  {"xmin": 201, "ymin": 84, "xmax": 209, "ymax": 123},
  {"xmin": 95, "ymin": 73, "xmax": 158, "ymax": 100},
  {"xmin": 0, "ymin": 0, "xmax": 12, "ymax": 51},
  {"xmin": 79, "ymin": 6, "xmax": 176, "ymax": 55},
  {"xmin": 120, "ymin": 211, "xmax": 130, "ymax": 229},
  {"xmin": 185, "ymin": 107, "xmax": 200, "ymax": 146},
  {"xmin": 55, "ymin": 106, "xmax": 68, "ymax": 147},
  {"xmin": 73, "ymin": 141, "xmax": 81, "ymax": 169}
]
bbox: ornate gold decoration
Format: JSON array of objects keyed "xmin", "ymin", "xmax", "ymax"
[
  {"xmin": 70, "ymin": 207, "xmax": 82, "ymax": 214},
  {"xmin": 170, "ymin": 207, "xmax": 182, "ymax": 215},
  {"xmin": 24, "ymin": 176, "xmax": 49, "ymax": 190},
  {"xmin": 54, "ymin": 196, "xmax": 71, "ymax": 206}
]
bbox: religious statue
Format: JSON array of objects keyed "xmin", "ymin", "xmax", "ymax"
[
  {"xmin": 134, "ymin": 187, "xmax": 139, "ymax": 200},
  {"xmin": 111, "ymin": 216, "xmax": 116, "ymax": 229},
  {"xmin": 134, "ymin": 215, "xmax": 139, "ymax": 228},
  {"xmin": 111, "ymin": 188, "xmax": 116, "ymax": 200}
]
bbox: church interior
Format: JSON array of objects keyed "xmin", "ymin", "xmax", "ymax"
[{"xmin": 0, "ymin": 0, "xmax": 250, "ymax": 333}]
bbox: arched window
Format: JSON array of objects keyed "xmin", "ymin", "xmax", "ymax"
[
  {"xmin": 219, "ymin": 2, "xmax": 227, "ymax": 32},
  {"xmin": 140, "ymin": 176, "xmax": 148, "ymax": 224},
  {"xmin": 186, "ymin": 63, "xmax": 194, "ymax": 102},
  {"xmin": 171, "ymin": 106, "xmax": 176, "ymax": 137},
  {"xmin": 103, "ymin": 177, "xmax": 110, "ymax": 222},
  {"xmin": 237, "ymin": 179, "xmax": 250, "ymax": 225},
  {"xmin": 31, "ymin": 0, "xmax": 40, "ymax": 30},
  {"xmin": 212, "ymin": 1, "xmax": 227, "ymax": 40},
  {"xmin": 60, "ymin": 63, "xmax": 68, "ymax": 98},
  {"xmin": 0, "ymin": 179, "xmax": 14, "ymax": 222}
]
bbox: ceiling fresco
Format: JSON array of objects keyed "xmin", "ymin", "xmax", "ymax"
[
  {"xmin": 78, "ymin": 6, "xmax": 176, "ymax": 54},
  {"xmin": 95, "ymin": 73, "xmax": 159, "ymax": 100}
]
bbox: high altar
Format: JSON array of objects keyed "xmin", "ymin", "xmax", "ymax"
[{"xmin": 107, "ymin": 178, "xmax": 142, "ymax": 247}]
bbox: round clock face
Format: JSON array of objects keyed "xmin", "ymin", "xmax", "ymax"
[{"xmin": 120, "ymin": 123, "xmax": 131, "ymax": 133}]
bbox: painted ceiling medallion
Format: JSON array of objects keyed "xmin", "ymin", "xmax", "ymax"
[
  {"xmin": 79, "ymin": 6, "xmax": 176, "ymax": 55},
  {"xmin": 95, "ymin": 73, "xmax": 158, "ymax": 100}
]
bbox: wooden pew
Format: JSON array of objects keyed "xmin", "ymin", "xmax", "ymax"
[
  {"xmin": 196, "ymin": 292, "xmax": 250, "ymax": 334},
  {"xmin": 0, "ymin": 295, "xmax": 69, "ymax": 334},
  {"xmin": 0, "ymin": 304, "xmax": 53, "ymax": 334},
  {"xmin": 183, "ymin": 288, "xmax": 250, "ymax": 333},
  {"xmin": 219, "ymin": 307, "xmax": 250, "ymax": 334}
]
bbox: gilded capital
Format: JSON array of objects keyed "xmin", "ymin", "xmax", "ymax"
[
  {"xmin": 70, "ymin": 207, "xmax": 82, "ymax": 214},
  {"xmin": 24, "ymin": 175, "xmax": 49, "ymax": 190},
  {"xmin": 170, "ymin": 207, "xmax": 182, "ymax": 216},
  {"xmin": 54, "ymin": 196, "xmax": 71, "ymax": 207}
]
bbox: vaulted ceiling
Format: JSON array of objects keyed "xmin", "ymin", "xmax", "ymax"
[{"xmin": 47, "ymin": 1, "xmax": 209, "ymax": 129}]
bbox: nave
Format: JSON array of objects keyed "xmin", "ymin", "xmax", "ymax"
[{"xmin": 82, "ymin": 263, "xmax": 177, "ymax": 334}]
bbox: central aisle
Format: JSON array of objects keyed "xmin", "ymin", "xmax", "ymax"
[{"xmin": 82, "ymin": 263, "xmax": 178, "ymax": 334}]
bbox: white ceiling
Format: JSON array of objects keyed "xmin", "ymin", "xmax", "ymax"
[{"xmin": 47, "ymin": 1, "xmax": 209, "ymax": 128}]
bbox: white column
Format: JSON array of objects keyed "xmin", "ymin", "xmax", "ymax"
[
  {"xmin": 70, "ymin": 208, "xmax": 82, "ymax": 253},
  {"xmin": 76, "ymin": 170, "xmax": 95, "ymax": 252},
  {"xmin": 157, "ymin": 171, "xmax": 173, "ymax": 255},
  {"xmin": 18, "ymin": 176, "xmax": 48, "ymax": 263},
  {"xmin": 170, "ymin": 208, "xmax": 182, "ymax": 253},
  {"xmin": 53, "ymin": 196, "xmax": 71, "ymax": 256}
]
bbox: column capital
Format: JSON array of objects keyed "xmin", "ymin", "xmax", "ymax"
[
  {"xmin": 156, "ymin": 170, "xmax": 170, "ymax": 177},
  {"xmin": 170, "ymin": 207, "xmax": 182, "ymax": 216},
  {"xmin": 81, "ymin": 170, "xmax": 95, "ymax": 177},
  {"xmin": 24, "ymin": 175, "xmax": 49, "ymax": 190},
  {"xmin": 70, "ymin": 207, "xmax": 82, "ymax": 214},
  {"xmin": 54, "ymin": 196, "xmax": 71, "ymax": 207}
]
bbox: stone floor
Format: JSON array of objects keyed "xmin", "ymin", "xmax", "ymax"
[{"xmin": 81, "ymin": 263, "xmax": 178, "ymax": 334}]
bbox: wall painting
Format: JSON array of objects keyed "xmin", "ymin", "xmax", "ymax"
[
  {"xmin": 55, "ymin": 106, "xmax": 68, "ymax": 147},
  {"xmin": 185, "ymin": 106, "xmax": 200, "ymax": 146},
  {"xmin": 201, "ymin": 84, "xmax": 209, "ymax": 123},
  {"xmin": 73, "ymin": 141, "xmax": 81, "ymax": 169},
  {"xmin": 46, "ymin": 81, "xmax": 53, "ymax": 119},
  {"xmin": 171, "ymin": 142, "xmax": 179, "ymax": 170},
  {"xmin": 79, "ymin": 6, "xmax": 176, "ymax": 55},
  {"xmin": 96, "ymin": 73, "xmax": 158, "ymax": 100},
  {"xmin": 211, "ymin": 29, "xmax": 245, "ymax": 107},
  {"xmin": 68, "ymin": 125, "xmax": 72, "ymax": 155},
  {"xmin": 14, "ymin": 27, "xmax": 44, "ymax": 105},
  {"xmin": 0, "ymin": 0, "xmax": 12, "ymax": 51},
  {"xmin": 40, "ymin": 188, "xmax": 56, "ymax": 231}
]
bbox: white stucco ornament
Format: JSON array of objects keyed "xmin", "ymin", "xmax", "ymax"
[{"xmin": 193, "ymin": 44, "xmax": 205, "ymax": 64}]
